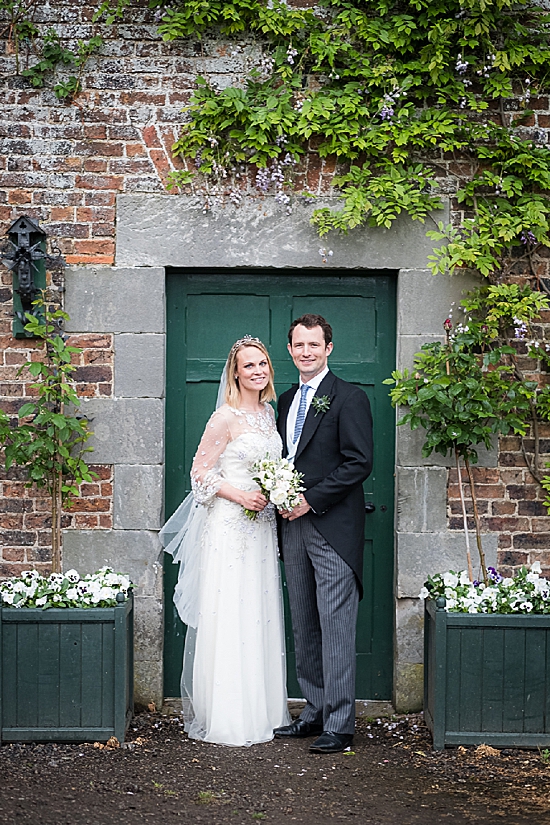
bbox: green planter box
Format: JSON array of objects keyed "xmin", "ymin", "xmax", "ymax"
[
  {"xmin": 0, "ymin": 594, "xmax": 133, "ymax": 743},
  {"xmin": 424, "ymin": 598, "xmax": 550, "ymax": 750}
]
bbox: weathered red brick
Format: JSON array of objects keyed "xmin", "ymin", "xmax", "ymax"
[
  {"xmin": 2, "ymin": 547, "xmax": 26, "ymax": 562},
  {"xmin": 88, "ymin": 465, "xmax": 112, "ymax": 480},
  {"xmin": 75, "ymin": 174, "xmax": 123, "ymax": 190},
  {"xmin": 491, "ymin": 500, "xmax": 517, "ymax": 515},
  {"xmin": 65, "ymin": 497, "xmax": 111, "ymax": 513},
  {"xmin": 73, "ymin": 365, "xmax": 112, "ymax": 383},
  {"xmin": 513, "ymin": 533, "xmax": 550, "ymax": 549}
]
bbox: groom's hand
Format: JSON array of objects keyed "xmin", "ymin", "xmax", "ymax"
[{"xmin": 281, "ymin": 494, "xmax": 311, "ymax": 521}]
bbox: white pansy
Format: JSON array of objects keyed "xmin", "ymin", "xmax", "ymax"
[
  {"xmin": 526, "ymin": 572, "xmax": 539, "ymax": 584},
  {"xmin": 443, "ymin": 572, "xmax": 459, "ymax": 588},
  {"xmin": 531, "ymin": 561, "xmax": 542, "ymax": 574},
  {"xmin": 502, "ymin": 578, "xmax": 514, "ymax": 587},
  {"xmin": 458, "ymin": 571, "xmax": 471, "ymax": 585},
  {"xmin": 418, "ymin": 587, "xmax": 430, "ymax": 600},
  {"xmin": 65, "ymin": 569, "xmax": 80, "ymax": 582},
  {"xmin": 0, "ymin": 568, "xmax": 131, "ymax": 609}
]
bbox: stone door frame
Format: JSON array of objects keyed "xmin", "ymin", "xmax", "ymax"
[{"xmin": 63, "ymin": 194, "xmax": 497, "ymax": 710}]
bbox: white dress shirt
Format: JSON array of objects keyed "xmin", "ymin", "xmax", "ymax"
[{"xmin": 286, "ymin": 366, "xmax": 330, "ymax": 461}]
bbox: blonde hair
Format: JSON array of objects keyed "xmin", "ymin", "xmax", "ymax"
[{"xmin": 225, "ymin": 338, "xmax": 276, "ymax": 408}]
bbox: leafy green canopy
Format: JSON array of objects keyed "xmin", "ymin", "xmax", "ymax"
[{"xmin": 151, "ymin": 0, "xmax": 550, "ymax": 273}]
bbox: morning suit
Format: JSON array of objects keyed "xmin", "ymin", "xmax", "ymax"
[{"xmin": 277, "ymin": 370, "xmax": 373, "ymax": 733}]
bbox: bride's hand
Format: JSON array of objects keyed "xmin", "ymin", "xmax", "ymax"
[{"xmin": 239, "ymin": 491, "xmax": 268, "ymax": 512}]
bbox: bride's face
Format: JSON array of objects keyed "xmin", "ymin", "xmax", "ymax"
[{"xmin": 235, "ymin": 346, "xmax": 270, "ymax": 394}]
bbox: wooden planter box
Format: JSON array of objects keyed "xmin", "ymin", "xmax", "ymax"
[
  {"xmin": 0, "ymin": 594, "xmax": 133, "ymax": 743},
  {"xmin": 424, "ymin": 598, "xmax": 550, "ymax": 750}
]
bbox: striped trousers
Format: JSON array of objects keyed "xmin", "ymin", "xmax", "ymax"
[{"xmin": 282, "ymin": 514, "xmax": 359, "ymax": 735}]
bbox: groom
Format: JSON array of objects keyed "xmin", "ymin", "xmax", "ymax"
[{"xmin": 274, "ymin": 314, "xmax": 373, "ymax": 754}]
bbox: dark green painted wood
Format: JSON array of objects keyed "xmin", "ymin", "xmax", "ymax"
[
  {"xmin": 0, "ymin": 597, "xmax": 133, "ymax": 743},
  {"xmin": 59, "ymin": 623, "xmax": 82, "ymax": 728},
  {"xmin": 425, "ymin": 602, "xmax": 550, "ymax": 749},
  {"xmin": 164, "ymin": 269, "xmax": 397, "ymax": 700},
  {"xmin": 503, "ymin": 628, "xmax": 526, "ymax": 734},
  {"xmin": 524, "ymin": 629, "xmax": 546, "ymax": 733},
  {"xmin": 101, "ymin": 623, "xmax": 115, "ymax": 729},
  {"xmin": 431, "ymin": 601, "xmax": 448, "ymax": 751},
  {"xmin": 460, "ymin": 628, "xmax": 483, "ymax": 731},
  {"xmin": 38, "ymin": 624, "xmax": 61, "ymax": 727},
  {"xmin": 481, "ymin": 628, "xmax": 504, "ymax": 733},
  {"xmin": 17, "ymin": 623, "xmax": 39, "ymax": 727},
  {"xmin": 444, "ymin": 627, "xmax": 461, "ymax": 733},
  {"xmin": 81, "ymin": 622, "xmax": 103, "ymax": 728}
]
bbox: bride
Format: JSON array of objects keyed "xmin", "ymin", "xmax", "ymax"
[{"xmin": 160, "ymin": 336, "xmax": 290, "ymax": 746}]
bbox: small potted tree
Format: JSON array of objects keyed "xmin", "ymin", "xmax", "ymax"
[
  {"xmin": 0, "ymin": 298, "xmax": 133, "ymax": 743},
  {"xmin": 386, "ymin": 283, "xmax": 550, "ymax": 749}
]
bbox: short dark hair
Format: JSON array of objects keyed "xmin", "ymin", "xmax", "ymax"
[{"xmin": 288, "ymin": 314, "xmax": 333, "ymax": 346}]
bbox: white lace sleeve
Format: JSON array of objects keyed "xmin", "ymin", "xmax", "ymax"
[{"xmin": 190, "ymin": 410, "xmax": 231, "ymax": 504}]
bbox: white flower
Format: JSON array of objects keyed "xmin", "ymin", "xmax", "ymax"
[
  {"xmin": 271, "ymin": 487, "xmax": 288, "ymax": 506},
  {"xmin": 418, "ymin": 587, "xmax": 430, "ymax": 600},
  {"xmin": 36, "ymin": 596, "xmax": 47, "ymax": 607},
  {"xmin": 66, "ymin": 588, "xmax": 79, "ymax": 601},
  {"xmin": 531, "ymin": 561, "xmax": 542, "ymax": 574},
  {"xmin": 502, "ymin": 578, "xmax": 514, "ymax": 588},
  {"xmin": 65, "ymin": 569, "xmax": 80, "ymax": 582},
  {"xmin": 2, "ymin": 592, "xmax": 15, "ymax": 605},
  {"xmin": 446, "ymin": 598, "xmax": 458, "ymax": 610},
  {"xmin": 459, "ymin": 571, "xmax": 471, "ymax": 585},
  {"xmin": 443, "ymin": 572, "xmax": 459, "ymax": 588},
  {"xmin": 520, "ymin": 601, "xmax": 533, "ymax": 612}
]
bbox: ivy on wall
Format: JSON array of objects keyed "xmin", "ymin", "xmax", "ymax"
[
  {"xmin": 146, "ymin": 0, "xmax": 550, "ymax": 282},
  {"xmin": 0, "ymin": 0, "xmax": 103, "ymax": 100}
]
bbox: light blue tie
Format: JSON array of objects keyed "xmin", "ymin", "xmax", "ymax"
[{"xmin": 293, "ymin": 384, "xmax": 311, "ymax": 443}]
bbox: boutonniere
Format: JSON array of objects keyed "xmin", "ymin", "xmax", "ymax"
[{"xmin": 311, "ymin": 395, "xmax": 331, "ymax": 416}]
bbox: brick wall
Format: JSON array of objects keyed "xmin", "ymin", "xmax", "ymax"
[{"xmin": 1, "ymin": 0, "xmax": 550, "ymax": 577}]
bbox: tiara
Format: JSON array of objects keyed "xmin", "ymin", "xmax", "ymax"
[{"xmin": 229, "ymin": 335, "xmax": 263, "ymax": 356}]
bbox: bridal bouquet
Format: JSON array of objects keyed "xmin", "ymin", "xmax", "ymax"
[{"xmin": 244, "ymin": 457, "xmax": 305, "ymax": 520}]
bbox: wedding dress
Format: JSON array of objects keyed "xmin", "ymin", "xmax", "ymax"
[{"xmin": 162, "ymin": 403, "xmax": 290, "ymax": 746}]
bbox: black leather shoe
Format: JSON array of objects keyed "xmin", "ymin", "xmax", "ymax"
[
  {"xmin": 273, "ymin": 719, "xmax": 323, "ymax": 738},
  {"xmin": 309, "ymin": 731, "xmax": 354, "ymax": 753}
]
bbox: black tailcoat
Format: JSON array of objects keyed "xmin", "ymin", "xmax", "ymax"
[{"xmin": 277, "ymin": 370, "xmax": 373, "ymax": 596}]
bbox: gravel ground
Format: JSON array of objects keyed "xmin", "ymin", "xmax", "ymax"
[{"xmin": 1, "ymin": 711, "xmax": 550, "ymax": 824}]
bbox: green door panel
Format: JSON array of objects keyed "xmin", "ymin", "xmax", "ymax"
[{"xmin": 164, "ymin": 270, "xmax": 397, "ymax": 700}]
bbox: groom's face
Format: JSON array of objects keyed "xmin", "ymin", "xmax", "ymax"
[{"xmin": 288, "ymin": 324, "xmax": 333, "ymax": 382}]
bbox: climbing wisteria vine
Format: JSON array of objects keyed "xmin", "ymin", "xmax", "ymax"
[{"xmin": 146, "ymin": 0, "xmax": 550, "ymax": 282}]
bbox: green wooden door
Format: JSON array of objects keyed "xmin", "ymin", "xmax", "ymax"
[{"xmin": 164, "ymin": 269, "xmax": 396, "ymax": 700}]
